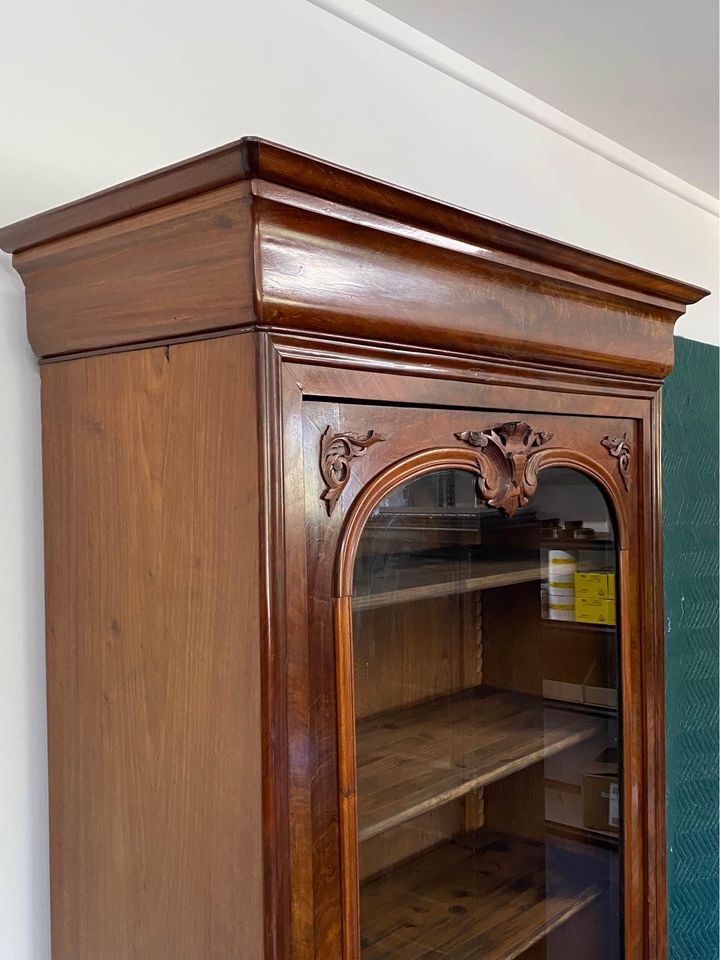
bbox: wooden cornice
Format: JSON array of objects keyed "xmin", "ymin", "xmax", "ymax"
[{"xmin": 0, "ymin": 138, "xmax": 709, "ymax": 374}]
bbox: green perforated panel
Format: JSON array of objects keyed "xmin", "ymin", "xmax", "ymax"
[{"xmin": 663, "ymin": 336, "xmax": 719, "ymax": 959}]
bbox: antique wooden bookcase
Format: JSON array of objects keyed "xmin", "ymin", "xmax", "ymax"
[{"xmin": 0, "ymin": 140, "xmax": 708, "ymax": 960}]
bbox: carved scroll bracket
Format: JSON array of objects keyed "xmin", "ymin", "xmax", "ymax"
[
  {"xmin": 320, "ymin": 427, "xmax": 386, "ymax": 515},
  {"xmin": 601, "ymin": 433, "xmax": 631, "ymax": 492},
  {"xmin": 456, "ymin": 421, "xmax": 553, "ymax": 517}
]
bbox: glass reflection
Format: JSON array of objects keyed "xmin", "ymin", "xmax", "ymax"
[{"xmin": 352, "ymin": 468, "xmax": 621, "ymax": 960}]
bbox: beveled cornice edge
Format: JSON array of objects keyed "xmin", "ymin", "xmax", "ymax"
[
  {"xmin": 0, "ymin": 138, "xmax": 709, "ymax": 310},
  {"xmin": 0, "ymin": 140, "xmax": 256, "ymax": 255}
]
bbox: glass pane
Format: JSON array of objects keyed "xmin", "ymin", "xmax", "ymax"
[{"xmin": 352, "ymin": 467, "xmax": 622, "ymax": 960}]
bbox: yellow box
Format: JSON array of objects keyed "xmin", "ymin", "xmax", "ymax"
[
  {"xmin": 575, "ymin": 597, "xmax": 616, "ymax": 625},
  {"xmin": 607, "ymin": 573, "xmax": 616, "ymax": 599},
  {"xmin": 574, "ymin": 572, "xmax": 609, "ymax": 598}
]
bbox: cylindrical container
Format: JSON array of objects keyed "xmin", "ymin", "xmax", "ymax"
[
  {"xmin": 547, "ymin": 596, "xmax": 575, "ymax": 620},
  {"xmin": 547, "ymin": 571, "xmax": 574, "ymax": 591},
  {"xmin": 544, "ymin": 549, "xmax": 578, "ymax": 619},
  {"xmin": 548, "ymin": 580, "xmax": 574, "ymax": 596},
  {"xmin": 548, "ymin": 549, "xmax": 578, "ymax": 575}
]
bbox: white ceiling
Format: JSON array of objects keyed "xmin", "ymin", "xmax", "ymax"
[{"xmin": 369, "ymin": 0, "xmax": 719, "ymax": 198}]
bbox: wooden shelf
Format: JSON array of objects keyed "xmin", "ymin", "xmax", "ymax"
[
  {"xmin": 543, "ymin": 697, "xmax": 617, "ymax": 720},
  {"xmin": 540, "ymin": 538, "xmax": 615, "ymax": 552},
  {"xmin": 360, "ymin": 828, "xmax": 602, "ymax": 959},
  {"xmin": 542, "ymin": 619, "xmax": 616, "ymax": 635},
  {"xmin": 546, "ymin": 819, "xmax": 620, "ymax": 850},
  {"xmin": 353, "ymin": 556, "xmax": 543, "ymax": 611},
  {"xmin": 357, "ymin": 687, "xmax": 602, "ymax": 842}
]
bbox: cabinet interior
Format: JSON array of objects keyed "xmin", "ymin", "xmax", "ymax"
[{"xmin": 351, "ymin": 470, "xmax": 621, "ymax": 959}]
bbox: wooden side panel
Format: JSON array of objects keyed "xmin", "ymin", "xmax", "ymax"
[
  {"xmin": 41, "ymin": 336, "xmax": 265, "ymax": 959},
  {"xmin": 17, "ymin": 184, "xmax": 254, "ymax": 358}
]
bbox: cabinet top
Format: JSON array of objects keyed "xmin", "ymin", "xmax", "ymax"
[
  {"xmin": 0, "ymin": 138, "xmax": 709, "ymax": 373},
  {"xmin": 0, "ymin": 138, "xmax": 707, "ymax": 306}
]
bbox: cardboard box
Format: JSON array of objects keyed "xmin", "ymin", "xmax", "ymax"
[
  {"xmin": 543, "ymin": 678, "xmax": 584, "ymax": 703},
  {"xmin": 583, "ymin": 751, "xmax": 620, "ymax": 834},
  {"xmin": 574, "ymin": 572, "xmax": 609, "ymax": 598},
  {"xmin": 575, "ymin": 596, "xmax": 616, "ymax": 625},
  {"xmin": 584, "ymin": 685, "xmax": 618, "ymax": 709}
]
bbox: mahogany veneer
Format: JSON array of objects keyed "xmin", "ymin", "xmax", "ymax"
[{"xmin": 0, "ymin": 139, "xmax": 709, "ymax": 960}]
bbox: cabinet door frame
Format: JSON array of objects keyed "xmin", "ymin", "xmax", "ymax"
[{"xmin": 266, "ymin": 331, "xmax": 666, "ymax": 960}]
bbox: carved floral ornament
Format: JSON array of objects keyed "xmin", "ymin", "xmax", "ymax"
[
  {"xmin": 320, "ymin": 427, "xmax": 386, "ymax": 515},
  {"xmin": 318, "ymin": 421, "xmax": 630, "ymax": 519},
  {"xmin": 601, "ymin": 433, "xmax": 631, "ymax": 492},
  {"xmin": 455, "ymin": 421, "xmax": 553, "ymax": 518}
]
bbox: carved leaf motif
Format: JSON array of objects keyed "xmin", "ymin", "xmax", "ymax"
[
  {"xmin": 602, "ymin": 433, "xmax": 631, "ymax": 492},
  {"xmin": 320, "ymin": 427, "xmax": 386, "ymax": 515},
  {"xmin": 455, "ymin": 430, "xmax": 489, "ymax": 449},
  {"xmin": 455, "ymin": 421, "xmax": 553, "ymax": 517}
]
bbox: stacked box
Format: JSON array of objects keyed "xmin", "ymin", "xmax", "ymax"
[
  {"xmin": 575, "ymin": 572, "xmax": 610, "ymax": 598},
  {"xmin": 575, "ymin": 597, "xmax": 616, "ymax": 625},
  {"xmin": 574, "ymin": 571, "xmax": 617, "ymax": 624},
  {"xmin": 583, "ymin": 751, "xmax": 620, "ymax": 834}
]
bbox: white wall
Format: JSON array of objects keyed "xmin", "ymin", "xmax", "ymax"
[
  {"xmin": 0, "ymin": 0, "xmax": 716, "ymax": 955},
  {"xmin": 0, "ymin": 262, "xmax": 47, "ymax": 958}
]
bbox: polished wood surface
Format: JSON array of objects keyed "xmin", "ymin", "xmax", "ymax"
[
  {"xmin": 7, "ymin": 141, "xmax": 708, "ymax": 960},
  {"xmin": 254, "ymin": 194, "xmax": 681, "ymax": 378},
  {"xmin": 0, "ymin": 139, "xmax": 706, "ymax": 308},
  {"xmin": 357, "ymin": 688, "xmax": 601, "ymax": 841},
  {"xmin": 0, "ymin": 141, "xmax": 706, "ymax": 373},
  {"xmin": 302, "ymin": 394, "xmax": 643, "ymax": 959},
  {"xmin": 41, "ymin": 336, "xmax": 265, "ymax": 959},
  {"xmin": 18, "ymin": 183, "xmax": 254, "ymax": 358}
]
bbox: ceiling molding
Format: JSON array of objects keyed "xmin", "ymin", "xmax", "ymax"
[{"xmin": 308, "ymin": 0, "xmax": 719, "ymax": 219}]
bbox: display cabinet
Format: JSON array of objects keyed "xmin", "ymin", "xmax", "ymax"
[{"xmin": 0, "ymin": 139, "xmax": 708, "ymax": 960}]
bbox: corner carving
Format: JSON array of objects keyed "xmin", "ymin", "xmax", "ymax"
[
  {"xmin": 320, "ymin": 427, "xmax": 386, "ymax": 515},
  {"xmin": 455, "ymin": 421, "xmax": 553, "ymax": 517},
  {"xmin": 601, "ymin": 433, "xmax": 631, "ymax": 492}
]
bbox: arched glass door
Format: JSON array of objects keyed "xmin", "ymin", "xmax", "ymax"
[{"xmin": 351, "ymin": 467, "xmax": 622, "ymax": 959}]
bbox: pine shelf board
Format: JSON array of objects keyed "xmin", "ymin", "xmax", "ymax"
[
  {"xmin": 353, "ymin": 556, "xmax": 543, "ymax": 611},
  {"xmin": 360, "ymin": 828, "xmax": 601, "ymax": 960},
  {"xmin": 357, "ymin": 687, "xmax": 602, "ymax": 842}
]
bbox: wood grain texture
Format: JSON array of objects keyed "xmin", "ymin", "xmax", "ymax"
[
  {"xmin": 360, "ymin": 828, "xmax": 601, "ymax": 960},
  {"xmin": 12, "ymin": 140, "xmax": 702, "ymax": 960},
  {"xmin": 352, "ymin": 554, "xmax": 543, "ymax": 610},
  {"xmin": 356, "ymin": 688, "xmax": 602, "ymax": 842},
  {"xmin": 0, "ymin": 138, "xmax": 706, "ymax": 309},
  {"xmin": 298, "ymin": 392, "xmax": 648, "ymax": 959},
  {"xmin": 41, "ymin": 336, "xmax": 265, "ymax": 960},
  {"xmin": 254, "ymin": 196, "xmax": 681, "ymax": 379},
  {"xmin": 322, "ymin": 403, "xmax": 637, "ymax": 600},
  {"xmin": 359, "ymin": 803, "xmax": 465, "ymax": 883},
  {"xmin": 353, "ymin": 595, "xmax": 473, "ymax": 719},
  {"xmin": 18, "ymin": 183, "xmax": 254, "ymax": 358},
  {"xmin": 1, "ymin": 140, "xmax": 707, "ymax": 371}
]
